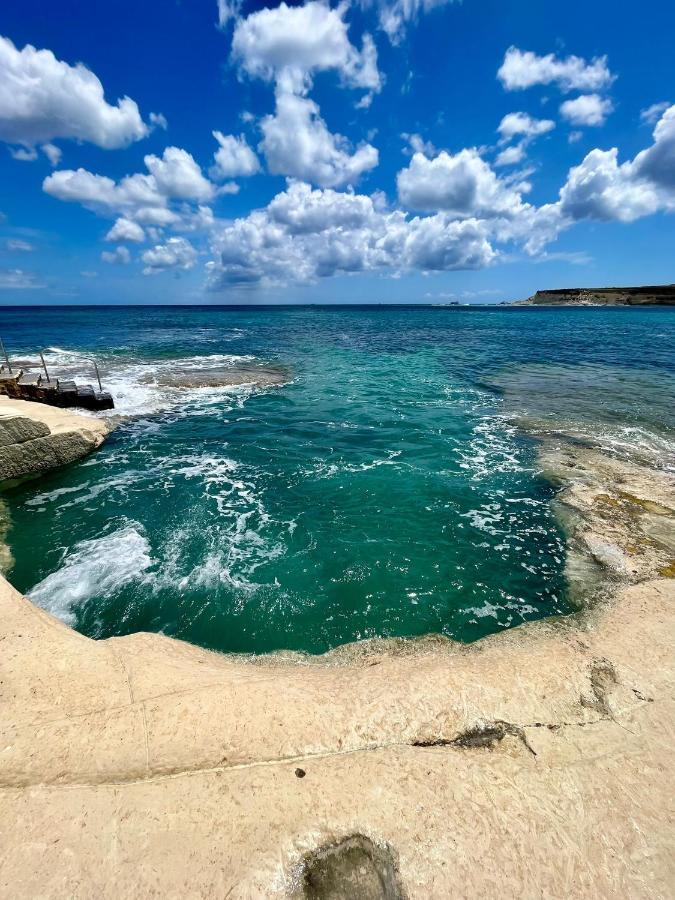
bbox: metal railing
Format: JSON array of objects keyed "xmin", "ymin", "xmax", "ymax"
[{"xmin": 0, "ymin": 338, "xmax": 104, "ymax": 391}]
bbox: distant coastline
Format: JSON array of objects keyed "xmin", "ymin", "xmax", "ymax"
[{"xmin": 513, "ymin": 284, "xmax": 675, "ymax": 306}]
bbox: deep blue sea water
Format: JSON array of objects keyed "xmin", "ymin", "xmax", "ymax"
[{"xmin": 1, "ymin": 305, "xmax": 674, "ymax": 654}]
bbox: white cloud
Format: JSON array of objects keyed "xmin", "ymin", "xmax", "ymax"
[
  {"xmin": 544, "ymin": 104, "xmax": 675, "ymax": 234},
  {"xmin": 396, "ymin": 149, "xmax": 528, "ymax": 217},
  {"xmin": 210, "ymin": 131, "xmax": 260, "ymax": 179},
  {"xmin": 105, "ymin": 217, "xmax": 146, "ymax": 243},
  {"xmin": 633, "ymin": 103, "xmax": 675, "ymax": 190},
  {"xmin": 364, "ymin": 0, "xmax": 458, "ymax": 44},
  {"xmin": 0, "ymin": 267, "xmax": 44, "ymax": 289},
  {"xmin": 9, "ymin": 146, "xmax": 38, "ymax": 161},
  {"xmin": 0, "ymin": 35, "xmax": 151, "ymax": 149},
  {"xmin": 401, "ymin": 132, "xmax": 437, "ymax": 157},
  {"xmin": 142, "ymin": 237, "xmax": 197, "ymax": 274},
  {"xmin": 560, "ymin": 94, "xmax": 613, "ymax": 127},
  {"xmin": 640, "ymin": 101, "xmax": 670, "ymax": 126},
  {"xmin": 260, "ymin": 90, "xmax": 378, "ymax": 187},
  {"xmin": 497, "ymin": 46, "xmax": 614, "ymax": 93},
  {"xmin": 558, "ymin": 148, "xmax": 661, "ymax": 222},
  {"xmin": 41, "ymin": 142, "xmax": 62, "ymax": 166},
  {"xmin": 231, "ymin": 1, "xmax": 381, "ymax": 96},
  {"xmin": 149, "ymin": 112, "xmax": 168, "ymax": 131},
  {"xmin": 101, "ymin": 246, "xmax": 131, "ymax": 264},
  {"xmin": 44, "ymin": 168, "xmax": 166, "ymax": 217},
  {"xmin": 43, "ymin": 146, "xmax": 216, "ymax": 226},
  {"xmin": 494, "ymin": 143, "xmax": 526, "ymax": 167},
  {"xmin": 144, "ymin": 147, "xmax": 214, "ymax": 201},
  {"xmin": 5, "ymin": 238, "xmax": 35, "ymax": 252},
  {"xmin": 217, "ymin": 0, "xmax": 243, "ymax": 27},
  {"xmin": 207, "ymin": 180, "xmax": 496, "ymax": 289},
  {"xmin": 497, "ymin": 112, "xmax": 555, "ymax": 141},
  {"xmin": 9, "ymin": 141, "xmax": 62, "ymax": 165}
]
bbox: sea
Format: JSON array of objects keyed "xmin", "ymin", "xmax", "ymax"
[{"xmin": 1, "ymin": 304, "xmax": 674, "ymax": 654}]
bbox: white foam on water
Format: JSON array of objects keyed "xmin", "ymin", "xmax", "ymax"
[
  {"xmin": 150, "ymin": 452, "xmax": 290, "ymax": 597},
  {"xmin": 28, "ymin": 524, "xmax": 153, "ymax": 626},
  {"xmin": 458, "ymin": 415, "xmax": 526, "ymax": 480},
  {"xmin": 307, "ymin": 449, "xmax": 402, "ymax": 479},
  {"xmin": 39, "ymin": 348, "xmax": 261, "ymax": 418},
  {"xmin": 24, "ymin": 470, "xmax": 142, "ymax": 509}
]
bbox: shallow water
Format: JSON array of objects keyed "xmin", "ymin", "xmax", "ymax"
[{"xmin": 1, "ymin": 305, "xmax": 674, "ymax": 654}]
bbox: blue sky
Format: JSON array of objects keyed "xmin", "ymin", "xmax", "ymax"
[{"xmin": 1, "ymin": 0, "xmax": 674, "ymax": 305}]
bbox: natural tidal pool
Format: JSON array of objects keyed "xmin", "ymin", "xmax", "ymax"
[{"xmin": 2, "ymin": 305, "xmax": 674, "ymax": 654}]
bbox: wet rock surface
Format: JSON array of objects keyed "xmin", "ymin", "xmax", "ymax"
[{"xmin": 145, "ymin": 363, "xmax": 290, "ymax": 389}]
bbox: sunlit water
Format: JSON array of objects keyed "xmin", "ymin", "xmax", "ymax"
[{"xmin": 1, "ymin": 305, "xmax": 674, "ymax": 654}]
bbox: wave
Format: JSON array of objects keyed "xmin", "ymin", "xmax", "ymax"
[
  {"xmin": 38, "ymin": 348, "xmax": 275, "ymax": 418},
  {"xmin": 28, "ymin": 524, "xmax": 153, "ymax": 626}
]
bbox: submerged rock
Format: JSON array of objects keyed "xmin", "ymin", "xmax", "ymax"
[{"xmin": 145, "ymin": 364, "xmax": 290, "ymax": 390}]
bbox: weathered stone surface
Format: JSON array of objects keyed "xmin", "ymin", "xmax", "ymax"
[
  {"xmin": 0, "ymin": 401, "xmax": 107, "ymax": 486},
  {"xmin": 0, "ymin": 397, "xmax": 673, "ymax": 899},
  {"xmin": 0, "ymin": 416, "xmax": 50, "ymax": 446}
]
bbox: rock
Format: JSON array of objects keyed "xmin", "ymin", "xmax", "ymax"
[
  {"xmin": 301, "ymin": 836, "xmax": 402, "ymax": 900},
  {"xmin": 0, "ymin": 416, "xmax": 50, "ymax": 446},
  {"xmin": 513, "ymin": 284, "xmax": 675, "ymax": 306},
  {"xmin": 0, "ymin": 401, "xmax": 108, "ymax": 485}
]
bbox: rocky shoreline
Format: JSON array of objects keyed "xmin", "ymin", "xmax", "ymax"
[
  {"xmin": 0, "ymin": 399, "xmax": 673, "ymax": 897},
  {"xmin": 514, "ymin": 284, "xmax": 675, "ymax": 306}
]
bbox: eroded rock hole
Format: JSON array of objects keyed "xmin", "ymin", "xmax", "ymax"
[{"xmin": 302, "ymin": 834, "xmax": 403, "ymax": 900}]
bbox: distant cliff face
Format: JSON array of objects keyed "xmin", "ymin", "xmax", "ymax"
[{"xmin": 517, "ymin": 285, "xmax": 675, "ymax": 306}]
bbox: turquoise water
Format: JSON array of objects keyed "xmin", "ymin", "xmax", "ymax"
[{"xmin": 1, "ymin": 305, "xmax": 674, "ymax": 654}]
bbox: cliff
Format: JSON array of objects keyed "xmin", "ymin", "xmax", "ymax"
[{"xmin": 516, "ymin": 284, "xmax": 675, "ymax": 306}]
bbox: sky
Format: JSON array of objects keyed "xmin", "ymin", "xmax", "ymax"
[{"xmin": 0, "ymin": 0, "xmax": 674, "ymax": 305}]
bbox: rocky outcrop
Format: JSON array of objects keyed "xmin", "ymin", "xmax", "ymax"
[
  {"xmin": 0, "ymin": 399, "xmax": 673, "ymax": 898},
  {"xmin": 515, "ymin": 284, "xmax": 675, "ymax": 306},
  {"xmin": 0, "ymin": 399, "xmax": 108, "ymax": 486}
]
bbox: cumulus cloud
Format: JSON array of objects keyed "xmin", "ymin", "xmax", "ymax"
[
  {"xmin": 494, "ymin": 144, "xmax": 526, "ymax": 167},
  {"xmin": 142, "ymin": 237, "xmax": 197, "ymax": 274},
  {"xmin": 231, "ymin": 1, "xmax": 381, "ymax": 96},
  {"xmin": 144, "ymin": 147, "xmax": 215, "ymax": 201},
  {"xmin": 207, "ymin": 180, "xmax": 496, "ymax": 289},
  {"xmin": 101, "ymin": 246, "xmax": 131, "ymax": 264},
  {"xmin": 633, "ymin": 103, "xmax": 675, "ymax": 190},
  {"xmin": 210, "ymin": 132, "xmax": 260, "ymax": 179},
  {"xmin": 44, "ymin": 167, "xmax": 168, "ymax": 220},
  {"xmin": 43, "ymin": 146, "xmax": 216, "ymax": 227},
  {"xmin": 540, "ymin": 103, "xmax": 675, "ymax": 238},
  {"xmin": 105, "ymin": 217, "xmax": 146, "ymax": 243},
  {"xmin": 560, "ymin": 94, "xmax": 613, "ymax": 127},
  {"xmin": 363, "ymin": 0, "xmax": 458, "ymax": 44},
  {"xmin": 558, "ymin": 148, "xmax": 662, "ymax": 222},
  {"xmin": 497, "ymin": 112, "xmax": 555, "ymax": 141},
  {"xmin": 497, "ymin": 46, "xmax": 614, "ymax": 93},
  {"xmin": 396, "ymin": 149, "xmax": 528, "ymax": 217},
  {"xmin": 260, "ymin": 90, "xmax": 378, "ymax": 187},
  {"xmin": 0, "ymin": 35, "xmax": 152, "ymax": 150}
]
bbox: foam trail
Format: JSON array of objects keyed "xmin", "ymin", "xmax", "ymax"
[{"xmin": 28, "ymin": 525, "xmax": 153, "ymax": 626}]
